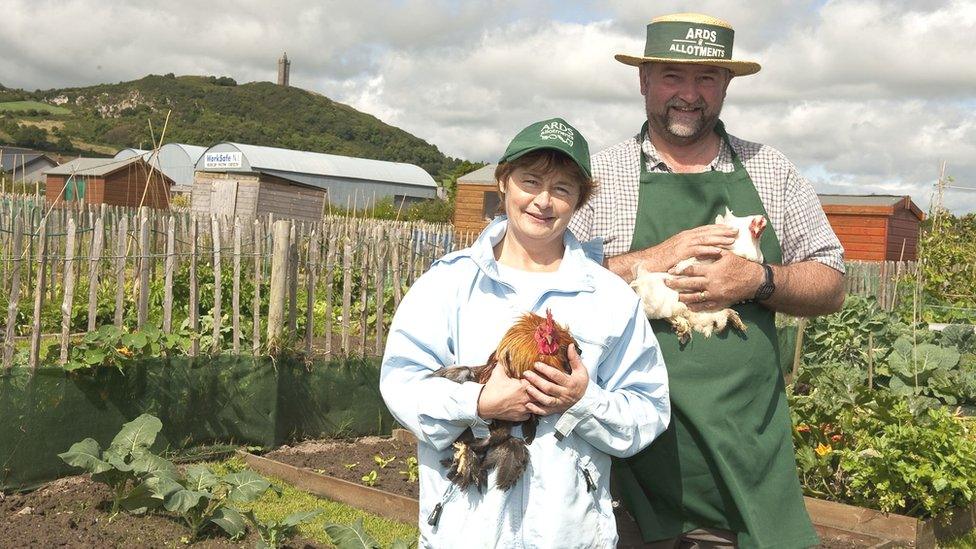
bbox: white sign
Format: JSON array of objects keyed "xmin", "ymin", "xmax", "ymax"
[{"xmin": 204, "ymin": 152, "xmax": 243, "ymax": 169}]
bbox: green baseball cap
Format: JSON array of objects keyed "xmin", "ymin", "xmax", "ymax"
[{"xmin": 498, "ymin": 118, "xmax": 591, "ymax": 178}]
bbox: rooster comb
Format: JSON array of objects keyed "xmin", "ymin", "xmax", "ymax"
[{"xmin": 533, "ymin": 308, "xmax": 559, "ymax": 355}]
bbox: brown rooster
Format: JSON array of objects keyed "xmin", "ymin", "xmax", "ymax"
[{"xmin": 431, "ymin": 309, "xmax": 577, "ymax": 492}]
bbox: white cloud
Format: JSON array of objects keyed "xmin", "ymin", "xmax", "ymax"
[
  {"xmin": 737, "ymin": 0, "xmax": 976, "ymax": 103},
  {"xmin": 1, "ymin": 0, "xmax": 974, "ymax": 213}
]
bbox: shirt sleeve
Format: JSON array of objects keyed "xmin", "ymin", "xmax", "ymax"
[
  {"xmin": 554, "ymin": 297, "xmax": 671, "ymax": 457},
  {"xmin": 379, "ymin": 265, "xmax": 490, "ymax": 452},
  {"xmin": 779, "ymin": 165, "xmax": 846, "ymax": 273}
]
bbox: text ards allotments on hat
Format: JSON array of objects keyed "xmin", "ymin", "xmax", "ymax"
[{"xmin": 539, "ymin": 121, "xmax": 575, "ymax": 147}]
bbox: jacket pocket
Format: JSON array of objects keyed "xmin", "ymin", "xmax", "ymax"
[
  {"xmin": 574, "ymin": 453, "xmax": 605, "ymax": 505},
  {"xmin": 574, "ymin": 451, "xmax": 615, "ymax": 547},
  {"xmin": 571, "ymin": 331, "xmax": 609, "ymax": 374}
]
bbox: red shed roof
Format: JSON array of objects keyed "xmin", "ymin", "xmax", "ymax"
[{"xmin": 818, "ymin": 194, "xmax": 924, "ymax": 221}]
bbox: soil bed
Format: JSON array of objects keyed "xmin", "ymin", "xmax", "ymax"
[
  {"xmin": 266, "ymin": 436, "xmax": 418, "ymax": 499},
  {"xmin": 0, "ymin": 476, "xmax": 319, "ymax": 548},
  {"xmin": 263, "ymin": 436, "xmax": 863, "ymax": 548}
]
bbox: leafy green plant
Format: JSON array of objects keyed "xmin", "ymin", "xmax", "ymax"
[
  {"xmin": 886, "ymin": 336, "xmax": 963, "ymax": 404},
  {"xmin": 244, "ymin": 509, "xmax": 322, "ymax": 549},
  {"xmin": 58, "ymin": 414, "xmax": 177, "ymax": 518},
  {"xmin": 373, "ymin": 454, "xmax": 396, "ymax": 469},
  {"xmin": 360, "ymin": 470, "xmax": 378, "ymax": 487},
  {"xmin": 151, "ymin": 465, "xmax": 279, "ymax": 540},
  {"xmin": 792, "ymin": 389, "xmax": 976, "ymax": 517},
  {"xmin": 803, "ymin": 295, "xmax": 896, "ymax": 371},
  {"xmin": 798, "ymin": 296, "xmax": 976, "ymax": 408},
  {"xmin": 399, "ymin": 457, "xmax": 418, "ymax": 483},
  {"xmin": 324, "ymin": 517, "xmax": 415, "ymax": 549},
  {"xmin": 839, "ymin": 404, "xmax": 976, "ymax": 516},
  {"xmin": 942, "ymin": 325, "xmax": 976, "ymax": 355},
  {"xmin": 916, "ymin": 212, "xmax": 976, "ymax": 320},
  {"xmin": 57, "ymin": 324, "xmax": 188, "ymax": 372}
]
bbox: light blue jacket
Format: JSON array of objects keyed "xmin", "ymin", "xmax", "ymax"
[{"xmin": 380, "ymin": 217, "xmax": 670, "ymax": 548}]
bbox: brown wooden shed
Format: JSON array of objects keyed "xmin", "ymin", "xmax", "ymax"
[
  {"xmin": 819, "ymin": 194, "xmax": 924, "ymax": 261},
  {"xmin": 453, "ymin": 164, "xmax": 500, "ymax": 234},
  {"xmin": 44, "ymin": 156, "xmax": 172, "ymax": 209}
]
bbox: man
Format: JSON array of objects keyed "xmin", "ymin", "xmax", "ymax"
[{"xmin": 570, "ymin": 12, "xmax": 845, "ymax": 549}]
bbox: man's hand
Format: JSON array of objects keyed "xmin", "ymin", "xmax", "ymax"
[
  {"xmin": 523, "ymin": 345, "xmax": 589, "ymax": 416},
  {"xmin": 667, "ymin": 256, "xmax": 846, "ymax": 316},
  {"xmin": 477, "ymin": 362, "xmax": 533, "ymax": 422},
  {"xmin": 608, "ymin": 224, "xmax": 737, "ymax": 281},
  {"xmin": 666, "ymin": 250, "xmax": 763, "ymax": 311},
  {"xmin": 651, "ymin": 224, "xmax": 738, "ymax": 271}
]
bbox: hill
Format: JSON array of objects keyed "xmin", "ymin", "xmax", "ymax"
[{"xmin": 0, "ymin": 75, "xmax": 463, "ymax": 179}]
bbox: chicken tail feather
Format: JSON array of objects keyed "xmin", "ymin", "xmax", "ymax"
[
  {"xmin": 443, "ymin": 441, "xmax": 487, "ymax": 492},
  {"xmin": 429, "ymin": 364, "xmax": 491, "ymax": 384},
  {"xmin": 485, "ymin": 437, "xmax": 530, "ymax": 491}
]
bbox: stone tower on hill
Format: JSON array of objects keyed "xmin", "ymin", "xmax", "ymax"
[{"xmin": 277, "ymin": 52, "xmax": 290, "ymax": 87}]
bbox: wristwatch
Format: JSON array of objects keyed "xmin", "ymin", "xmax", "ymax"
[{"xmin": 754, "ymin": 263, "xmax": 775, "ymax": 301}]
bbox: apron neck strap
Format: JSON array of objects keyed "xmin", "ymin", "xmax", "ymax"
[{"xmin": 637, "ymin": 120, "xmax": 743, "ymax": 174}]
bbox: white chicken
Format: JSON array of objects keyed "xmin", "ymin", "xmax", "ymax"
[{"xmin": 630, "ymin": 208, "xmax": 767, "ymax": 343}]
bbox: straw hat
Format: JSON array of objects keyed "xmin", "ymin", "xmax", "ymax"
[{"xmin": 615, "ymin": 13, "xmax": 761, "ymax": 77}]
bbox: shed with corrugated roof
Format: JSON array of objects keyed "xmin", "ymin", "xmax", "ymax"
[
  {"xmin": 44, "ymin": 156, "xmax": 173, "ymax": 209},
  {"xmin": 115, "ymin": 143, "xmax": 207, "ymax": 195},
  {"xmin": 819, "ymin": 194, "xmax": 924, "ymax": 261},
  {"xmin": 191, "ymin": 142, "xmax": 438, "ymax": 222},
  {"xmin": 1, "ymin": 146, "xmax": 58, "ymax": 185}
]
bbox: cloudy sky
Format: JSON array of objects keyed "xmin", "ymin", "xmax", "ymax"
[{"xmin": 3, "ymin": 0, "xmax": 975, "ymax": 213}]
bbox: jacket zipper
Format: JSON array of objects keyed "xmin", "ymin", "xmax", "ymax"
[
  {"xmin": 579, "ymin": 462, "xmax": 596, "ymax": 492},
  {"xmin": 427, "ymin": 483, "xmax": 460, "ymax": 527}
]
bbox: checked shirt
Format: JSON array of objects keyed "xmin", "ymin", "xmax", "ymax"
[{"xmin": 569, "ymin": 128, "xmax": 846, "ymax": 273}]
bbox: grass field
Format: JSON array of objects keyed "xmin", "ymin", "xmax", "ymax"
[
  {"xmin": 0, "ymin": 101, "xmax": 71, "ymax": 115},
  {"xmin": 15, "ymin": 119, "xmax": 65, "ymax": 131}
]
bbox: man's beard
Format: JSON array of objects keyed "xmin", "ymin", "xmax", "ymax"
[{"xmin": 648, "ymin": 97, "xmax": 721, "ymax": 144}]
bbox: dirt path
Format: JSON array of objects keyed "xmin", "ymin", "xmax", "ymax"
[{"xmin": 0, "ymin": 475, "xmax": 318, "ymax": 548}]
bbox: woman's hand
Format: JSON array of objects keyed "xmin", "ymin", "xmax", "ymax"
[
  {"xmin": 477, "ymin": 361, "xmax": 533, "ymax": 422},
  {"xmin": 523, "ymin": 345, "xmax": 589, "ymax": 416}
]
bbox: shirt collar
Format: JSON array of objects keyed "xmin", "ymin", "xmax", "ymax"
[
  {"xmin": 638, "ymin": 129, "xmax": 734, "ymax": 174},
  {"xmin": 463, "ymin": 216, "xmax": 597, "ymax": 294}
]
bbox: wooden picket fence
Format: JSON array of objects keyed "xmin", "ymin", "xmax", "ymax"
[
  {"xmin": 0, "ymin": 199, "xmax": 478, "ymax": 372},
  {"xmin": 844, "ymin": 260, "xmax": 917, "ymax": 311},
  {"xmin": 0, "ymin": 192, "xmax": 927, "ymax": 374}
]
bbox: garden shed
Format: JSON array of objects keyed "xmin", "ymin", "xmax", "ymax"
[
  {"xmin": 44, "ymin": 156, "xmax": 173, "ymax": 209},
  {"xmin": 1, "ymin": 146, "xmax": 58, "ymax": 185},
  {"xmin": 819, "ymin": 194, "xmax": 924, "ymax": 261},
  {"xmin": 115, "ymin": 143, "xmax": 207, "ymax": 195},
  {"xmin": 453, "ymin": 163, "xmax": 499, "ymax": 234},
  {"xmin": 191, "ymin": 142, "xmax": 438, "ymax": 222}
]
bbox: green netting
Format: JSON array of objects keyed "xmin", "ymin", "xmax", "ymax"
[
  {"xmin": 0, "ymin": 355, "xmax": 392, "ymax": 492},
  {"xmin": 276, "ymin": 355, "xmax": 392, "ymax": 442}
]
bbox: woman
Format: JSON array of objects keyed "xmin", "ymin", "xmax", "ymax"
[{"xmin": 380, "ymin": 118, "xmax": 670, "ymax": 548}]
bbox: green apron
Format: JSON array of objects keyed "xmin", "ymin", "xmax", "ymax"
[{"xmin": 614, "ymin": 122, "xmax": 818, "ymax": 549}]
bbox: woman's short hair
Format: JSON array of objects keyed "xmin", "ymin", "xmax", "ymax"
[{"xmin": 494, "ymin": 149, "xmax": 597, "ymax": 211}]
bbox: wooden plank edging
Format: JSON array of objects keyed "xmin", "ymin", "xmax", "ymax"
[
  {"xmin": 805, "ymin": 496, "xmax": 976, "ymax": 548},
  {"xmin": 238, "ymin": 450, "xmax": 419, "ymax": 525},
  {"xmin": 241, "ymin": 438, "xmax": 974, "ymax": 547}
]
